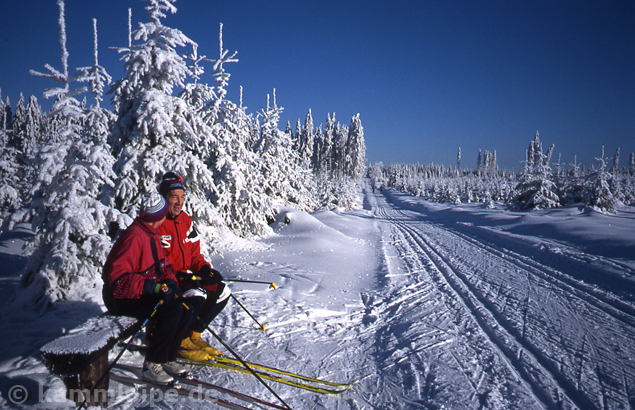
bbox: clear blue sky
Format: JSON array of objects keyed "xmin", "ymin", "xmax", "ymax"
[{"xmin": 1, "ymin": 0, "xmax": 634, "ymax": 170}]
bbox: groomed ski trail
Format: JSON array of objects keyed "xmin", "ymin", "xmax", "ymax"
[{"xmin": 362, "ymin": 186, "xmax": 635, "ymax": 409}]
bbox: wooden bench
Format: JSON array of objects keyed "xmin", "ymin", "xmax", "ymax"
[{"xmin": 40, "ymin": 315, "xmax": 140, "ymax": 408}]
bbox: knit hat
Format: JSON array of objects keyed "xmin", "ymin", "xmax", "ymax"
[
  {"xmin": 140, "ymin": 192, "xmax": 169, "ymax": 222},
  {"xmin": 158, "ymin": 171, "xmax": 185, "ymax": 197}
]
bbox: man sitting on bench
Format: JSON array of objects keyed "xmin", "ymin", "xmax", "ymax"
[{"xmin": 102, "ymin": 192, "xmax": 203, "ymax": 384}]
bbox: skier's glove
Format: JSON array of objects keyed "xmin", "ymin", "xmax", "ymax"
[
  {"xmin": 144, "ymin": 278, "xmax": 181, "ymax": 303},
  {"xmin": 198, "ymin": 265, "xmax": 223, "ymax": 285},
  {"xmin": 143, "ymin": 279, "xmax": 159, "ymax": 296},
  {"xmin": 161, "ymin": 279, "xmax": 182, "ymax": 303}
]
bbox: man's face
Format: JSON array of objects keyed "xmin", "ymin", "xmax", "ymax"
[{"xmin": 166, "ymin": 189, "xmax": 185, "ymax": 218}]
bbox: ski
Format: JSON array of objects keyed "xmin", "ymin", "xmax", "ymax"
[
  {"xmin": 110, "ymin": 373, "xmax": 252, "ymax": 410},
  {"xmin": 178, "ymin": 357, "xmax": 351, "ymax": 395},
  {"xmin": 120, "ymin": 341, "xmax": 355, "ymax": 392},
  {"xmin": 212, "ymin": 356, "xmax": 355, "ymax": 389},
  {"xmin": 113, "ymin": 363, "xmax": 288, "ymax": 410}
]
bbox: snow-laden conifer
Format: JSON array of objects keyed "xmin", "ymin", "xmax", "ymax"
[
  {"xmin": 254, "ymin": 91, "xmax": 316, "ymax": 213},
  {"xmin": 109, "ymin": 0, "xmax": 224, "ymax": 252},
  {"xmin": 179, "ymin": 44, "xmax": 216, "ymax": 112},
  {"xmin": 299, "ymin": 109, "xmax": 314, "ymax": 168},
  {"xmin": 508, "ymin": 131, "xmax": 560, "ymax": 210},
  {"xmin": 584, "ymin": 146, "xmax": 621, "ymax": 213},
  {"xmin": 22, "ymin": 96, "xmax": 43, "ymax": 156},
  {"xmin": 2, "ymin": 97, "xmax": 11, "ymax": 132},
  {"xmin": 319, "ymin": 113, "xmax": 336, "ymax": 174},
  {"xmin": 0, "ymin": 90, "xmax": 5, "ymax": 130},
  {"xmin": 77, "ymin": 19, "xmax": 112, "ymax": 109},
  {"xmin": 344, "ymin": 113, "xmax": 366, "ymax": 181},
  {"xmin": 194, "ymin": 23, "xmax": 274, "ymax": 237},
  {"xmin": 0, "ymin": 140, "xmax": 21, "ymax": 227},
  {"xmin": 12, "ymin": 94, "xmax": 26, "ymax": 138},
  {"xmin": 109, "ymin": 0, "xmax": 194, "ymax": 119},
  {"xmin": 7, "ymin": 0, "xmax": 122, "ymax": 314},
  {"xmin": 77, "ymin": 18, "xmax": 116, "ymax": 148}
]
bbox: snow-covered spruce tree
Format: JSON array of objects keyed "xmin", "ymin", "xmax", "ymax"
[
  {"xmin": 5, "ymin": 0, "xmax": 122, "ymax": 313},
  {"xmin": 508, "ymin": 131, "xmax": 560, "ymax": 210},
  {"xmin": 611, "ymin": 147, "xmax": 620, "ymax": 174},
  {"xmin": 78, "ymin": 18, "xmax": 116, "ymax": 149},
  {"xmin": 298, "ymin": 109, "xmax": 315, "ymax": 169},
  {"xmin": 198, "ymin": 23, "xmax": 274, "ymax": 237},
  {"xmin": 476, "ymin": 149, "xmax": 482, "ymax": 175},
  {"xmin": 179, "ymin": 44, "xmax": 216, "ymax": 113},
  {"xmin": 293, "ymin": 118, "xmax": 302, "ymax": 152},
  {"xmin": 368, "ymin": 162, "xmax": 387, "ymax": 189},
  {"xmin": 254, "ymin": 91, "xmax": 316, "ymax": 212},
  {"xmin": 343, "ymin": 113, "xmax": 366, "ymax": 181},
  {"xmin": 22, "ymin": 95, "xmax": 43, "ymax": 157},
  {"xmin": 318, "ymin": 113, "xmax": 335, "ymax": 174},
  {"xmin": 284, "ymin": 120, "xmax": 293, "ymax": 142},
  {"xmin": 109, "ymin": 0, "xmax": 224, "ymax": 244},
  {"xmin": 584, "ymin": 146, "xmax": 621, "ymax": 213},
  {"xmin": 0, "ymin": 131, "xmax": 21, "ymax": 228},
  {"xmin": 2, "ymin": 96, "xmax": 11, "ymax": 132},
  {"xmin": 0, "ymin": 90, "xmax": 4, "ymax": 130},
  {"xmin": 11, "ymin": 93, "xmax": 26, "ymax": 141},
  {"xmin": 330, "ymin": 121, "xmax": 348, "ymax": 178}
]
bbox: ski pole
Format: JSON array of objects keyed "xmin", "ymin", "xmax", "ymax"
[
  {"xmin": 190, "ymin": 279, "xmax": 266, "ymax": 332},
  {"xmin": 179, "ymin": 300, "xmax": 292, "ymax": 410},
  {"xmin": 230, "ymin": 293, "xmax": 267, "ymax": 331},
  {"xmin": 225, "ymin": 278, "xmax": 277, "ymax": 289},
  {"xmin": 78, "ymin": 300, "xmax": 163, "ymax": 410}
]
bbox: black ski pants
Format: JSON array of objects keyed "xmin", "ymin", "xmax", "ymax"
[
  {"xmin": 192, "ymin": 283, "xmax": 229, "ymax": 334},
  {"xmin": 115, "ymin": 296, "xmax": 204, "ymax": 363}
]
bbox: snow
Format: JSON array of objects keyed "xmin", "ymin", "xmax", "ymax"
[{"xmin": 1, "ymin": 183, "xmax": 635, "ymax": 409}]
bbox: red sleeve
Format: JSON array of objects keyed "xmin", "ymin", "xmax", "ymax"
[{"xmin": 107, "ymin": 234, "xmax": 148, "ymax": 299}]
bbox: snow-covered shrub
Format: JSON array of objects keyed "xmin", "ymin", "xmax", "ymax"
[
  {"xmin": 508, "ymin": 132, "xmax": 560, "ymax": 210},
  {"xmin": 584, "ymin": 146, "xmax": 622, "ymax": 214}
]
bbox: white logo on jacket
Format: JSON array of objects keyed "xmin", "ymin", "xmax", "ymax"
[{"xmin": 185, "ymin": 225, "xmax": 201, "ymax": 243}]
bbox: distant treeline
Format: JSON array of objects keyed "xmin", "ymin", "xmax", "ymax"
[{"xmin": 370, "ymin": 132, "xmax": 635, "ymax": 214}]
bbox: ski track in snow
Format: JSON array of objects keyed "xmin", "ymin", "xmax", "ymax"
[
  {"xmin": 2, "ymin": 185, "xmax": 635, "ymax": 410},
  {"xmin": 363, "ymin": 189, "xmax": 635, "ymax": 410}
]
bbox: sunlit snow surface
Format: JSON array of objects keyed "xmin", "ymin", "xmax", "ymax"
[{"xmin": 1, "ymin": 183, "xmax": 635, "ymax": 409}]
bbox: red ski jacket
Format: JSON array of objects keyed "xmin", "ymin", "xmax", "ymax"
[
  {"xmin": 157, "ymin": 211, "xmax": 215, "ymax": 290},
  {"xmin": 103, "ymin": 218, "xmax": 177, "ymax": 300}
]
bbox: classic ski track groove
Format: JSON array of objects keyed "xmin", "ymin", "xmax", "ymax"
[
  {"xmin": 393, "ymin": 208, "xmax": 635, "ymax": 326},
  {"xmin": 394, "ymin": 218, "xmax": 588, "ymax": 409},
  {"xmin": 375, "ymin": 206, "xmax": 556, "ymax": 409},
  {"xmin": 374, "ymin": 199, "xmax": 635, "ymax": 410},
  {"xmin": 406, "ymin": 211, "xmax": 635, "ymax": 409}
]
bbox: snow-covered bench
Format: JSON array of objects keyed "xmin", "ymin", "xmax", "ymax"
[{"xmin": 40, "ymin": 314, "xmax": 140, "ymax": 407}]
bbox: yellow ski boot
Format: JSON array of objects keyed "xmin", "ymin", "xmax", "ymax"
[
  {"xmin": 178, "ymin": 337, "xmax": 212, "ymax": 362},
  {"xmin": 189, "ymin": 331, "xmax": 222, "ymax": 356}
]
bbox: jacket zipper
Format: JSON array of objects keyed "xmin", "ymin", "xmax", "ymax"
[{"xmin": 174, "ymin": 218, "xmax": 187, "ymax": 272}]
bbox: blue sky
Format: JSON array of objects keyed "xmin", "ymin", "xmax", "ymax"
[{"xmin": 1, "ymin": 0, "xmax": 634, "ymax": 170}]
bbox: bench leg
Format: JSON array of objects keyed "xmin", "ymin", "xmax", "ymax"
[{"xmin": 63, "ymin": 353, "xmax": 110, "ymax": 408}]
